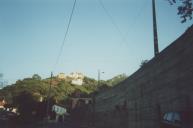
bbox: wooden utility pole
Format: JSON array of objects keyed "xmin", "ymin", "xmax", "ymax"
[
  {"xmin": 92, "ymin": 70, "xmax": 104, "ymax": 126},
  {"xmin": 92, "ymin": 70, "xmax": 100, "ymax": 127},
  {"xmin": 46, "ymin": 72, "xmax": 53, "ymax": 120},
  {"xmin": 98, "ymin": 70, "xmax": 100, "ymax": 87},
  {"xmin": 152, "ymin": 0, "xmax": 159, "ymax": 57}
]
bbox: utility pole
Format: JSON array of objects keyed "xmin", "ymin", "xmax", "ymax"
[
  {"xmin": 92, "ymin": 92, "xmax": 96, "ymax": 127},
  {"xmin": 152, "ymin": 0, "xmax": 159, "ymax": 57},
  {"xmin": 0, "ymin": 74, "xmax": 5, "ymax": 89},
  {"xmin": 98, "ymin": 70, "xmax": 104, "ymax": 86},
  {"xmin": 92, "ymin": 70, "xmax": 100, "ymax": 127},
  {"xmin": 98, "ymin": 70, "xmax": 100, "ymax": 87},
  {"xmin": 46, "ymin": 72, "xmax": 53, "ymax": 120},
  {"xmin": 92, "ymin": 70, "xmax": 104, "ymax": 127},
  {"xmin": 0, "ymin": 74, "xmax": 3, "ymax": 89}
]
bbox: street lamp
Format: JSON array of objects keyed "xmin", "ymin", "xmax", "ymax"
[
  {"xmin": 98, "ymin": 69, "xmax": 105, "ymax": 87},
  {"xmin": 92, "ymin": 70, "xmax": 104, "ymax": 126}
]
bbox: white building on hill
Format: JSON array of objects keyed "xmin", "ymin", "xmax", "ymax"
[
  {"xmin": 57, "ymin": 73, "xmax": 66, "ymax": 79},
  {"xmin": 71, "ymin": 79, "xmax": 83, "ymax": 86},
  {"xmin": 68, "ymin": 72, "xmax": 84, "ymax": 79},
  {"xmin": 57, "ymin": 72, "xmax": 84, "ymax": 86}
]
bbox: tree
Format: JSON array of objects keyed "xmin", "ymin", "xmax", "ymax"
[
  {"xmin": 167, "ymin": 0, "xmax": 193, "ymax": 23},
  {"xmin": 13, "ymin": 91, "xmax": 38, "ymax": 122},
  {"xmin": 106, "ymin": 74, "xmax": 127, "ymax": 87},
  {"xmin": 82, "ymin": 77, "xmax": 98, "ymax": 92},
  {"xmin": 32, "ymin": 74, "xmax": 41, "ymax": 80},
  {"xmin": 98, "ymin": 84, "xmax": 110, "ymax": 92},
  {"xmin": 140, "ymin": 60, "xmax": 149, "ymax": 68}
]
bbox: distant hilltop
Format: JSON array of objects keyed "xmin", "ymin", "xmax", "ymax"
[{"xmin": 57, "ymin": 72, "xmax": 84, "ymax": 86}]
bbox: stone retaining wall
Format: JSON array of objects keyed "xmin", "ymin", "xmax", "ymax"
[{"xmin": 94, "ymin": 25, "xmax": 193, "ymax": 128}]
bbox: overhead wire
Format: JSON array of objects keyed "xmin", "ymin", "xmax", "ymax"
[
  {"xmin": 96, "ymin": 0, "xmax": 126, "ymax": 45},
  {"xmin": 53, "ymin": 0, "xmax": 77, "ymax": 70},
  {"xmin": 96, "ymin": 0, "xmax": 148, "ymax": 46},
  {"xmin": 47, "ymin": 1, "xmax": 77, "ymax": 122},
  {"xmin": 121, "ymin": 0, "xmax": 149, "ymax": 46},
  {"xmin": 52, "ymin": 0, "xmax": 147, "ymax": 71}
]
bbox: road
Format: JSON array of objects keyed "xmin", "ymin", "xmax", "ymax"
[{"xmin": 0, "ymin": 120, "xmax": 90, "ymax": 128}]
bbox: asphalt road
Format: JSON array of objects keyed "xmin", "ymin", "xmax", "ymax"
[{"xmin": 0, "ymin": 120, "xmax": 88, "ymax": 128}]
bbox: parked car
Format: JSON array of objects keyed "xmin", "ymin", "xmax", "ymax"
[{"xmin": 161, "ymin": 111, "xmax": 193, "ymax": 128}]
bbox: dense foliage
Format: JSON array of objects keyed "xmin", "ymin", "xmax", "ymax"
[
  {"xmin": 106, "ymin": 74, "xmax": 127, "ymax": 87},
  {"xmin": 0, "ymin": 74, "xmax": 127, "ymax": 121},
  {"xmin": 168, "ymin": 0, "xmax": 193, "ymax": 23},
  {"xmin": 0, "ymin": 74, "xmax": 127, "ymax": 103}
]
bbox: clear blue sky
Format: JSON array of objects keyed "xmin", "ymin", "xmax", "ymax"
[{"xmin": 0, "ymin": 0, "xmax": 192, "ymax": 84}]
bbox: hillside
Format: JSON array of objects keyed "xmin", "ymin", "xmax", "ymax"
[{"xmin": 0, "ymin": 73, "xmax": 127, "ymax": 105}]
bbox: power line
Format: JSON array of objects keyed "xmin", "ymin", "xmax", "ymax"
[
  {"xmin": 96, "ymin": 0, "xmax": 148, "ymax": 47},
  {"xmin": 97, "ymin": 0, "xmax": 126, "ymax": 45},
  {"xmin": 54, "ymin": 0, "xmax": 77, "ymax": 70},
  {"xmin": 121, "ymin": 1, "xmax": 149, "ymax": 46}
]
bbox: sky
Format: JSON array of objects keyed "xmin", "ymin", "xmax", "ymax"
[{"xmin": 0, "ymin": 0, "xmax": 192, "ymax": 84}]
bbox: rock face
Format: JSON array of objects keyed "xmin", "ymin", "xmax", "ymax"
[{"xmin": 94, "ymin": 25, "xmax": 193, "ymax": 128}]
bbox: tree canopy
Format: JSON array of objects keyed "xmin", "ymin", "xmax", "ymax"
[
  {"xmin": 0, "ymin": 73, "xmax": 127, "ymax": 121},
  {"xmin": 168, "ymin": 0, "xmax": 193, "ymax": 23}
]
